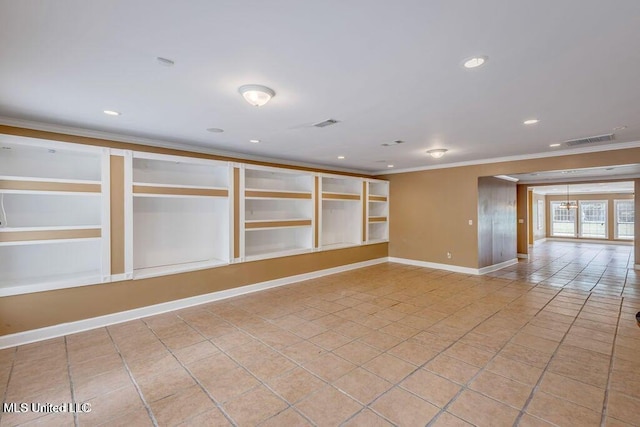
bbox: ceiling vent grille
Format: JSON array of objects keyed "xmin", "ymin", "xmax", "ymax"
[
  {"xmin": 382, "ymin": 140, "xmax": 405, "ymax": 147},
  {"xmin": 313, "ymin": 119, "xmax": 339, "ymax": 128},
  {"xmin": 564, "ymin": 133, "xmax": 615, "ymax": 146}
]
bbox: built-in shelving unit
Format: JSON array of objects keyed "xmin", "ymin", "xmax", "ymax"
[
  {"xmin": 241, "ymin": 166, "xmax": 314, "ymax": 260},
  {"xmin": 319, "ymin": 175, "xmax": 363, "ymax": 249},
  {"xmin": 367, "ymin": 179, "xmax": 390, "ymax": 243},
  {"xmin": 127, "ymin": 152, "xmax": 231, "ymax": 279},
  {"xmin": 0, "ymin": 137, "xmax": 110, "ymax": 296}
]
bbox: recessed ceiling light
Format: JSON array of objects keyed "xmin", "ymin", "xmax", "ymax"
[
  {"xmin": 48, "ymin": 149, "xmax": 56, "ymax": 154},
  {"xmin": 238, "ymin": 84, "xmax": 275, "ymax": 107},
  {"xmin": 206, "ymin": 128, "xmax": 224, "ymax": 133},
  {"xmin": 549, "ymin": 143, "xmax": 561, "ymax": 147},
  {"xmin": 387, "ymin": 164, "xmax": 394, "ymax": 168},
  {"xmin": 463, "ymin": 56, "xmax": 487, "ymax": 69},
  {"xmin": 337, "ymin": 156, "xmax": 345, "ymax": 160},
  {"xmin": 523, "ymin": 119, "xmax": 539, "ymax": 125},
  {"xmin": 103, "ymin": 110, "xmax": 121, "ymax": 116},
  {"xmin": 156, "ymin": 57, "xmax": 175, "ymax": 66},
  {"xmin": 250, "ymin": 139, "xmax": 260, "ymax": 144},
  {"xmin": 426, "ymin": 148, "xmax": 448, "ymax": 159}
]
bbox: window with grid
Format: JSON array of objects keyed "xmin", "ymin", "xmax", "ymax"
[
  {"xmin": 551, "ymin": 201, "xmax": 577, "ymax": 237},
  {"xmin": 579, "ymin": 201, "xmax": 607, "ymax": 238},
  {"xmin": 615, "ymin": 200, "xmax": 634, "ymax": 240}
]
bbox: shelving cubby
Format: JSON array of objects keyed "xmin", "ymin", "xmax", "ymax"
[
  {"xmin": 127, "ymin": 152, "xmax": 232, "ymax": 279},
  {"xmin": 0, "ymin": 137, "xmax": 110, "ymax": 296},
  {"xmin": 319, "ymin": 175, "xmax": 363, "ymax": 249},
  {"xmin": 242, "ymin": 166, "xmax": 314, "ymax": 260},
  {"xmin": 367, "ymin": 179, "xmax": 390, "ymax": 243}
]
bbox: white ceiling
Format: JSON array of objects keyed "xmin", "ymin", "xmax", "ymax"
[{"xmin": 1, "ymin": 1, "xmax": 640, "ymax": 173}]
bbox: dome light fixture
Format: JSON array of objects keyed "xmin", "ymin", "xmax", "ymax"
[
  {"xmin": 463, "ymin": 56, "xmax": 488, "ymax": 69},
  {"xmin": 427, "ymin": 148, "xmax": 448, "ymax": 159},
  {"xmin": 238, "ymin": 84, "xmax": 275, "ymax": 107}
]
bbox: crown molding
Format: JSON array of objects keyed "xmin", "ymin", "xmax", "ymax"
[
  {"xmin": 374, "ymin": 140, "xmax": 640, "ymax": 175},
  {"xmin": 0, "ymin": 116, "xmax": 370, "ymax": 175}
]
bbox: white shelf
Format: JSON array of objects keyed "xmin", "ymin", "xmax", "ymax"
[
  {"xmin": 0, "ymin": 137, "xmax": 109, "ymax": 295},
  {"xmin": 133, "ymin": 259, "xmax": 228, "ymax": 280},
  {"xmin": 0, "ymin": 271, "xmax": 104, "ymax": 297},
  {"xmin": 320, "ymin": 242, "xmax": 361, "ymax": 251},
  {"xmin": 244, "ymin": 167, "xmax": 313, "ymax": 193},
  {"xmin": 320, "ymin": 176, "xmax": 363, "ymax": 248},
  {"xmin": 244, "ymin": 247, "xmax": 313, "ymax": 262},
  {"xmin": 366, "ymin": 180, "xmax": 389, "ymax": 242},
  {"xmin": 132, "ymin": 155, "xmax": 229, "ymax": 188},
  {"xmin": 244, "ymin": 226, "xmax": 312, "ymax": 259},
  {"xmin": 129, "ymin": 151, "xmax": 231, "ymax": 277}
]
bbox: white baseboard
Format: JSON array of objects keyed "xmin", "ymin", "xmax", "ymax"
[
  {"xmin": 477, "ymin": 258, "xmax": 519, "ymax": 275},
  {"xmin": 388, "ymin": 257, "xmax": 479, "ymax": 275},
  {"xmin": 517, "ymin": 253, "xmax": 529, "ymax": 259},
  {"xmin": 545, "ymin": 237, "xmax": 633, "ymax": 246},
  {"xmin": 0, "ymin": 257, "xmax": 387, "ymax": 349},
  {"xmin": 389, "ymin": 257, "xmax": 518, "ymax": 276}
]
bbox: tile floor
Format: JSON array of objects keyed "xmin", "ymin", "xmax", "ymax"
[{"xmin": 0, "ymin": 241, "xmax": 639, "ymax": 426}]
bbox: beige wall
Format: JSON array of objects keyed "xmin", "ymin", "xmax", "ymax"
[
  {"xmin": 0, "ymin": 125, "xmax": 387, "ymax": 336},
  {"xmin": 544, "ymin": 192, "xmax": 634, "ymax": 241},
  {"xmin": 477, "ymin": 177, "xmax": 517, "ymax": 268},
  {"xmin": 381, "ymin": 148, "xmax": 640, "ymax": 269}
]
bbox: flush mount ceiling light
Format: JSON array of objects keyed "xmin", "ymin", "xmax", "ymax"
[
  {"xmin": 463, "ymin": 56, "xmax": 488, "ymax": 69},
  {"xmin": 524, "ymin": 119, "xmax": 539, "ymax": 125},
  {"xmin": 103, "ymin": 110, "xmax": 121, "ymax": 116},
  {"xmin": 427, "ymin": 148, "xmax": 448, "ymax": 159},
  {"xmin": 238, "ymin": 84, "xmax": 275, "ymax": 107}
]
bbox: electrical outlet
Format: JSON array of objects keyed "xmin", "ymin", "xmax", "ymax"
[{"xmin": 447, "ymin": 252, "xmax": 452, "ymax": 259}]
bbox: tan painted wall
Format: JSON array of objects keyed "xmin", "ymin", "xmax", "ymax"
[
  {"xmin": 545, "ymin": 192, "xmax": 634, "ymax": 241},
  {"xmin": 381, "ymin": 147, "xmax": 640, "ymax": 269},
  {"xmin": 0, "ymin": 244, "xmax": 387, "ymax": 335},
  {"xmin": 0, "ymin": 126, "xmax": 387, "ymax": 336},
  {"xmin": 477, "ymin": 177, "xmax": 517, "ymax": 268}
]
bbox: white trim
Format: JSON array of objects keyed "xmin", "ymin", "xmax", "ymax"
[
  {"xmin": 110, "ymin": 273, "xmax": 130, "ymax": 282},
  {"xmin": 477, "ymin": 258, "xmax": 519, "ymax": 275},
  {"xmin": 494, "ymin": 175, "xmax": 519, "ymax": 182},
  {"xmin": 132, "ymin": 150, "xmax": 229, "ymax": 168},
  {"xmin": 517, "ymin": 253, "xmax": 529, "ymax": 259},
  {"xmin": 545, "ymin": 237, "xmax": 633, "ymax": 245},
  {"xmin": 389, "ymin": 256, "xmax": 517, "ymax": 275},
  {"xmin": 123, "ymin": 151, "xmax": 133, "ymax": 275},
  {"xmin": 0, "ymin": 116, "xmax": 369, "ymax": 175},
  {"xmin": 0, "ymin": 257, "xmax": 387, "ymax": 349},
  {"xmin": 374, "ymin": 140, "xmax": 640, "ymax": 175},
  {"xmin": 388, "ymin": 257, "xmax": 479, "ymax": 275},
  {"xmin": 100, "ymin": 148, "xmax": 111, "ymax": 283},
  {"xmin": 635, "ymin": 264, "xmax": 640, "ymax": 270}
]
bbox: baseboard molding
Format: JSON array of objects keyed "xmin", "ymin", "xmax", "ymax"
[
  {"xmin": 388, "ymin": 257, "xmax": 479, "ymax": 275},
  {"xmin": 0, "ymin": 257, "xmax": 387, "ymax": 349},
  {"xmin": 477, "ymin": 258, "xmax": 519, "ymax": 275},
  {"xmin": 389, "ymin": 256, "xmax": 518, "ymax": 276},
  {"xmin": 517, "ymin": 253, "xmax": 529, "ymax": 259},
  {"xmin": 545, "ymin": 237, "xmax": 633, "ymax": 246}
]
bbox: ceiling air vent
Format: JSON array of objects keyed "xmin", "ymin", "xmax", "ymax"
[
  {"xmin": 313, "ymin": 119, "xmax": 340, "ymax": 128},
  {"xmin": 564, "ymin": 133, "xmax": 615, "ymax": 146},
  {"xmin": 382, "ymin": 140, "xmax": 405, "ymax": 147}
]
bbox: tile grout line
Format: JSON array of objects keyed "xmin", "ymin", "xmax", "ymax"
[
  {"xmin": 0, "ymin": 347, "xmax": 17, "ymax": 426},
  {"xmin": 104, "ymin": 327, "xmax": 159, "ymax": 427},
  {"xmin": 423, "ymin": 283, "xmax": 567, "ymax": 426},
  {"xmin": 64, "ymin": 337, "xmax": 79, "ymax": 427},
  {"xmin": 512, "ymin": 291, "xmax": 594, "ymax": 426},
  {"xmin": 599, "ymin": 295, "xmax": 624, "ymax": 427},
  {"xmin": 138, "ymin": 318, "xmax": 240, "ymax": 427}
]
